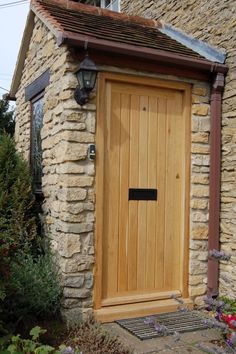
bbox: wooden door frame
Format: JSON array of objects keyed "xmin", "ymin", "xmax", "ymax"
[{"xmin": 94, "ymin": 72, "xmax": 191, "ymax": 314}]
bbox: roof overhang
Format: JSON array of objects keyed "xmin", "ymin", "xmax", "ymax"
[
  {"xmin": 9, "ymin": 10, "xmax": 35, "ymax": 100},
  {"xmin": 160, "ymin": 24, "xmax": 226, "ymax": 64},
  {"xmin": 58, "ymin": 31, "xmax": 228, "ymax": 74},
  {"xmin": 9, "ymin": 0, "xmax": 228, "ymax": 99}
]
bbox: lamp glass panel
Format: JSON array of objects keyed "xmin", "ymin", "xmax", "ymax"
[
  {"xmin": 90, "ymin": 71, "xmax": 97, "ymax": 89},
  {"xmin": 76, "ymin": 67, "xmax": 98, "ymax": 90},
  {"xmin": 77, "ymin": 70, "xmax": 84, "ymax": 88},
  {"xmin": 83, "ymin": 70, "xmax": 93, "ymax": 89}
]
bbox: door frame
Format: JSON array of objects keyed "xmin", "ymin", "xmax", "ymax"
[{"xmin": 94, "ymin": 72, "xmax": 191, "ymax": 319}]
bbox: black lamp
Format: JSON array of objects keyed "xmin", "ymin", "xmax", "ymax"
[{"xmin": 74, "ymin": 54, "xmax": 98, "ymax": 106}]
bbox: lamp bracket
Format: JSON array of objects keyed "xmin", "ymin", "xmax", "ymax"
[{"xmin": 74, "ymin": 86, "xmax": 89, "ymax": 106}]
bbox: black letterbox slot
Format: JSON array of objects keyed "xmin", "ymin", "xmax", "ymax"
[{"xmin": 129, "ymin": 188, "xmax": 157, "ymax": 201}]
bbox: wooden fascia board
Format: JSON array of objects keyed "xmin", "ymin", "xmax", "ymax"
[
  {"xmin": 10, "ymin": 11, "xmax": 35, "ymax": 98},
  {"xmin": 81, "ymin": 52, "xmax": 211, "ymax": 82},
  {"xmin": 10, "ymin": 3, "xmax": 64, "ymax": 99},
  {"xmin": 58, "ymin": 30, "xmax": 228, "ymax": 75}
]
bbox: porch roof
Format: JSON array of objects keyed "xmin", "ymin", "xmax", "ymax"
[
  {"xmin": 9, "ymin": 0, "xmax": 228, "ymax": 98},
  {"xmin": 32, "ymin": 0, "xmax": 205, "ymax": 60}
]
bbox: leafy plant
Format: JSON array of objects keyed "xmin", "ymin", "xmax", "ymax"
[
  {"xmin": 220, "ymin": 297, "xmax": 236, "ymax": 316},
  {"xmin": 0, "ymin": 134, "xmax": 39, "ymax": 331},
  {"xmin": 4, "ymin": 252, "xmax": 62, "ymax": 322},
  {"xmin": 0, "ymin": 285, "xmax": 7, "ymax": 335},
  {"xmin": 0, "ymin": 134, "xmax": 37, "ymax": 254},
  {"xmin": 0, "ymin": 327, "xmax": 82, "ymax": 354},
  {"xmin": 0, "ymin": 99, "xmax": 15, "ymax": 136},
  {"xmin": 0, "ymin": 134, "xmax": 38, "ymax": 289}
]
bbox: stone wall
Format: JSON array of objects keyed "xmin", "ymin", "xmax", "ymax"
[
  {"xmin": 15, "ymin": 12, "xmax": 213, "ymax": 320},
  {"xmin": 121, "ymin": 0, "xmax": 236, "ymax": 299},
  {"xmin": 15, "ymin": 16, "xmax": 96, "ymax": 322},
  {"xmin": 189, "ymin": 83, "xmax": 210, "ymax": 304}
]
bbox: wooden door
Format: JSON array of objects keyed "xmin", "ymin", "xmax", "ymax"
[{"xmin": 95, "ymin": 73, "xmax": 191, "ymax": 319}]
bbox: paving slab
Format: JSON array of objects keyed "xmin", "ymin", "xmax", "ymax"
[{"xmin": 103, "ymin": 322, "xmax": 223, "ymax": 353}]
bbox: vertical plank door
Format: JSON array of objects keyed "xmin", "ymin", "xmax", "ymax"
[{"xmin": 95, "ymin": 74, "xmax": 190, "ymax": 315}]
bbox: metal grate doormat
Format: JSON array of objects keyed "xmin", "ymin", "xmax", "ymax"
[{"xmin": 116, "ymin": 311, "xmax": 209, "ymax": 340}]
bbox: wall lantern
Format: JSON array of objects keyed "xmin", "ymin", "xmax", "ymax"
[{"xmin": 74, "ymin": 54, "xmax": 98, "ymax": 106}]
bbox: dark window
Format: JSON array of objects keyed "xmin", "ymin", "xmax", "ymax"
[{"xmin": 31, "ymin": 94, "xmax": 44, "ymax": 194}]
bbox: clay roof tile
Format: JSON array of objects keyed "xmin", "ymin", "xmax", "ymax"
[{"xmin": 30, "ymin": 0, "xmax": 206, "ymax": 60}]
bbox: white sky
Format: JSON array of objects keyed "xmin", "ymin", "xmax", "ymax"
[{"xmin": 0, "ymin": 0, "xmax": 30, "ymax": 97}]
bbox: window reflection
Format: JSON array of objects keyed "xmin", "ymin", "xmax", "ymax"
[{"xmin": 31, "ymin": 96, "xmax": 43, "ymax": 194}]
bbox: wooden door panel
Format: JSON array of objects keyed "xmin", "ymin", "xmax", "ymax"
[
  {"xmin": 127, "ymin": 95, "xmax": 139, "ymax": 291},
  {"xmin": 146, "ymin": 96, "xmax": 158, "ymax": 289},
  {"xmin": 118, "ymin": 93, "xmax": 130, "ymax": 292},
  {"xmin": 137, "ymin": 95, "xmax": 148, "ymax": 290},
  {"xmin": 164, "ymin": 92, "xmax": 183, "ymax": 291},
  {"xmin": 96, "ymin": 74, "xmax": 190, "ymax": 308}
]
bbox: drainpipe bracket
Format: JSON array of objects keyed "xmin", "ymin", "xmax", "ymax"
[{"xmin": 212, "ymin": 72, "xmax": 225, "ymax": 92}]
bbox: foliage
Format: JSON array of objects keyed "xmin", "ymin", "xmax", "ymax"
[
  {"xmin": 220, "ymin": 297, "xmax": 236, "ymax": 316},
  {"xmin": 0, "ymin": 134, "xmax": 39, "ymax": 332},
  {"xmin": 66, "ymin": 316, "xmax": 133, "ymax": 354},
  {"xmin": 0, "ymin": 134, "xmax": 37, "ymax": 278},
  {"xmin": 0, "ymin": 326, "xmax": 81, "ymax": 354},
  {"xmin": 0, "ymin": 99, "xmax": 15, "ymax": 136},
  {"xmin": 0, "ymin": 133, "xmax": 62, "ymax": 331},
  {"xmin": 3, "ymin": 252, "xmax": 62, "ymax": 323},
  {"xmin": 0, "ymin": 285, "xmax": 5, "ymax": 302},
  {"xmin": 209, "ymin": 249, "xmax": 231, "ymax": 262},
  {"xmin": 144, "ymin": 291, "xmax": 236, "ymax": 353},
  {"xmin": 0, "ymin": 135, "xmax": 38, "ymax": 330},
  {"xmin": 0, "ymin": 286, "xmax": 7, "ymax": 335},
  {"xmin": 205, "ymin": 296, "xmax": 236, "ymax": 349}
]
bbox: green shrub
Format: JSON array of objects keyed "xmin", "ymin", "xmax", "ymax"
[
  {"xmin": 0, "ymin": 134, "xmax": 40, "ymax": 331},
  {"xmin": 0, "ymin": 326, "xmax": 82, "ymax": 354},
  {"xmin": 5, "ymin": 252, "xmax": 62, "ymax": 321},
  {"xmin": 220, "ymin": 296, "xmax": 236, "ymax": 315},
  {"xmin": 0, "ymin": 134, "xmax": 37, "ymax": 255},
  {"xmin": 0, "ymin": 134, "xmax": 38, "ymax": 288},
  {"xmin": 0, "ymin": 99, "xmax": 15, "ymax": 136},
  {"xmin": 0, "ymin": 133, "xmax": 62, "ymax": 331},
  {"xmin": 0, "ymin": 326, "xmax": 56, "ymax": 354}
]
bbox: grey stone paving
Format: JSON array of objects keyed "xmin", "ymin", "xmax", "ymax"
[{"xmin": 103, "ymin": 322, "xmax": 223, "ymax": 353}]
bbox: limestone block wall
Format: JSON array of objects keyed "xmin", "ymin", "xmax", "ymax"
[
  {"xmin": 15, "ymin": 13, "xmax": 212, "ymax": 321},
  {"xmin": 14, "ymin": 17, "xmax": 96, "ymax": 321},
  {"xmin": 121, "ymin": 0, "xmax": 236, "ymax": 299},
  {"xmin": 189, "ymin": 82, "xmax": 210, "ymax": 304}
]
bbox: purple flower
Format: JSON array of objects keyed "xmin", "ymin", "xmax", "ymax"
[
  {"xmin": 226, "ymin": 338, "xmax": 233, "ymax": 347},
  {"xmin": 154, "ymin": 323, "xmax": 168, "ymax": 336},
  {"xmin": 203, "ymin": 318, "xmax": 228, "ymax": 331},
  {"xmin": 144, "ymin": 316, "xmax": 155, "ymax": 325},
  {"xmin": 203, "ymin": 296, "xmax": 214, "ymax": 306},
  {"xmin": 216, "ymin": 300, "xmax": 225, "ymax": 308},
  {"xmin": 60, "ymin": 347, "xmax": 75, "ymax": 354},
  {"xmin": 178, "ymin": 305, "xmax": 189, "ymax": 312},
  {"xmin": 209, "ymin": 249, "xmax": 231, "ymax": 261}
]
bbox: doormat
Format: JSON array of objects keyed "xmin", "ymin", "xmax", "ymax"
[{"xmin": 116, "ymin": 311, "xmax": 209, "ymax": 340}]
